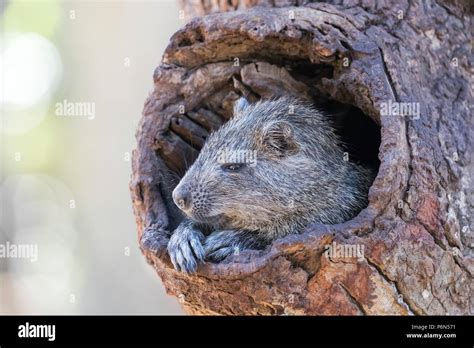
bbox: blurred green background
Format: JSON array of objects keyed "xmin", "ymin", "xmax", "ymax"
[{"xmin": 0, "ymin": 0, "xmax": 184, "ymax": 314}]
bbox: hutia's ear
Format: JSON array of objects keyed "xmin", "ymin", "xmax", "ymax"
[
  {"xmin": 260, "ymin": 121, "xmax": 299, "ymax": 157},
  {"xmin": 233, "ymin": 97, "xmax": 249, "ymax": 116}
]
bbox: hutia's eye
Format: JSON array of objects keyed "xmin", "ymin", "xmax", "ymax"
[{"xmin": 221, "ymin": 163, "xmax": 245, "ymax": 172}]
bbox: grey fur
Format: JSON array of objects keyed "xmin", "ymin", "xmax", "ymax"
[{"xmin": 167, "ymin": 97, "xmax": 376, "ymax": 272}]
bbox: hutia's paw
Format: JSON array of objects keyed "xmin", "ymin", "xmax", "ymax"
[
  {"xmin": 167, "ymin": 225, "xmax": 205, "ymax": 273},
  {"xmin": 204, "ymin": 230, "xmax": 241, "ymax": 262}
]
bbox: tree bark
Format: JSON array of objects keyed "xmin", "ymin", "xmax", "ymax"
[{"xmin": 130, "ymin": 0, "xmax": 473, "ymax": 315}]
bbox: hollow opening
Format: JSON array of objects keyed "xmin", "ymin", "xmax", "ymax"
[{"xmin": 159, "ymin": 59, "xmax": 381, "ymax": 232}]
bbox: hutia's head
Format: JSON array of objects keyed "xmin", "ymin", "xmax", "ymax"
[{"xmin": 172, "ymin": 97, "xmax": 314, "ymax": 228}]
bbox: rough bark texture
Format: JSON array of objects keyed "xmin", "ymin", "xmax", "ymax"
[{"xmin": 130, "ymin": 0, "xmax": 473, "ymax": 315}]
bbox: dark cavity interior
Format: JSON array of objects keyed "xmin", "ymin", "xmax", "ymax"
[{"xmin": 318, "ymin": 100, "xmax": 381, "ymax": 169}]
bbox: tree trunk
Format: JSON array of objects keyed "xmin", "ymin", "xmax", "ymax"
[{"xmin": 130, "ymin": 0, "xmax": 473, "ymax": 315}]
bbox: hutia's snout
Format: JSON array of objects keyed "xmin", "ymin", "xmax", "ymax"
[{"xmin": 172, "ymin": 185, "xmax": 192, "ymax": 212}]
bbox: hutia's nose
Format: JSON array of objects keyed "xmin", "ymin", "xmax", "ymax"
[{"xmin": 173, "ymin": 186, "xmax": 192, "ymax": 211}]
